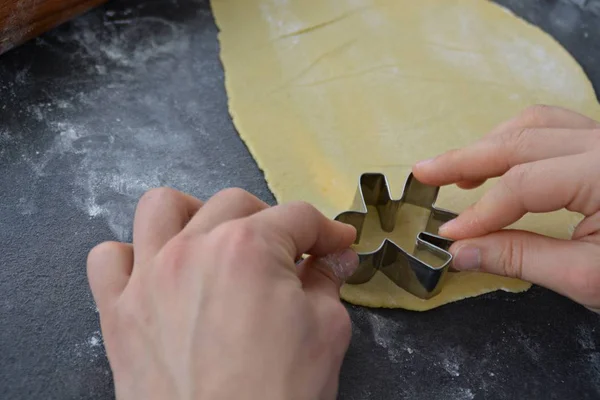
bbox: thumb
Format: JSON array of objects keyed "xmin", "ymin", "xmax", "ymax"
[
  {"xmin": 298, "ymin": 249, "xmax": 358, "ymax": 372},
  {"xmin": 297, "ymin": 248, "xmax": 359, "ymax": 298},
  {"xmin": 450, "ymin": 230, "xmax": 600, "ymax": 309}
]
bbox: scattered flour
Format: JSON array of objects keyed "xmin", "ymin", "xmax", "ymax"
[
  {"xmin": 589, "ymin": 352, "xmax": 600, "ymax": 395},
  {"xmin": 577, "ymin": 325, "xmax": 597, "ymax": 350},
  {"xmin": 73, "ymin": 330, "xmax": 104, "ymax": 361},
  {"xmin": 577, "ymin": 324, "xmax": 600, "ymax": 394},
  {"xmin": 16, "ymin": 197, "xmax": 37, "ymax": 216},
  {"xmin": 367, "ymin": 312, "xmax": 404, "ymax": 363},
  {"xmin": 359, "ymin": 308, "xmax": 473, "ymax": 397},
  {"xmin": 5, "ymin": 2, "xmax": 599, "ymax": 397},
  {"xmin": 440, "ymin": 358, "xmax": 461, "ymax": 377},
  {"xmin": 510, "ymin": 326, "xmax": 541, "ymax": 362},
  {"xmin": 423, "ymin": 2, "xmax": 588, "ymax": 104},
  {"xmin": 88, "ymin": 331, "xmax": 102, "ymax": 348},
  {"xmin": 13, "ymin": 7, "xmax": 234, "ymax": 241},
  {"xmin": 447, "ymin": 387, "xmax": 475, "ymax": 400},
  {"xmin": 0, "ymin": 129, "xmax": 12, "ymax": 143}
]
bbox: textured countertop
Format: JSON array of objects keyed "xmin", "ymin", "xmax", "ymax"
[{"xmin": 1, "ymin": 0, "xmax": 600, "ymax": 398}]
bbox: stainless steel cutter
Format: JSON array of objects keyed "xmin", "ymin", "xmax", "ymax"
[{"xmin": 334, "ymin": 172, "xmax": 457, "ymax": 299}]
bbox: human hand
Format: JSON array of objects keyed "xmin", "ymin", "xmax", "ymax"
[
  {"xmin": 413, "ymin": 105, "xmax": 600, "ymax": 312},
  {"xmin": 87, "ymin": 188, "xmax": 358, "ymax": 400}
]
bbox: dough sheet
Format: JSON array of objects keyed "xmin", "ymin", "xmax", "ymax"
[{"xmin": 211, "ymin": 0, "xmax": 600, "ymax": 309}]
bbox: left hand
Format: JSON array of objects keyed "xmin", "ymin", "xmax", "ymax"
[{"xmin": 87, "ymin": 187, "xmax": 358, "ymax": 400}]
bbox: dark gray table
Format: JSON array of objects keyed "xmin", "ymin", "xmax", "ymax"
[{"xmin": 1, "ymin": 0, "xmax": 600, "ymax": 399}]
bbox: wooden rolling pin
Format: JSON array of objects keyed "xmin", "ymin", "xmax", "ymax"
[{"xmin": 0, "ymin": 0, "xmax": 107, "ymax": 55}]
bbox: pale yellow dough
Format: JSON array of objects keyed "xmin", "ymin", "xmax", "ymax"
[{"xmin": 212, "ymin": 0, "xmax": 600, "ymax": 310}]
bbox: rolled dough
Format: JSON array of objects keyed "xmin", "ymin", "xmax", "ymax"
[{"xmin": 212, "ymin": 0, "xmax": 600, "ymax": 310}]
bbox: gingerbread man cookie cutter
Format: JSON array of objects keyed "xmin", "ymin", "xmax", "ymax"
[{"xmin": 334, "ymin": 173, "xmax": 458, "ymax": 299}]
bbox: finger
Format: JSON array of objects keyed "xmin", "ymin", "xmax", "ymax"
[
  {"xmin": 450, "ymin": 230, "xmax": 600, "ymax": 309},
  {"xmin": 87, "ymin": 242, "xmax": 134, "ymax": 314},
  {"xmin": 248, "ymin": 201, "xmax": 357, "ymax": 259},
  {"xmin": 414, "ymin": 128, "xmax": 599, "ymax": 187},
  {"xmin": 181, "ymin": 188, "xmax": 269, "ymax": 236},
  {"xmin": 133, "ymin": 188, "xmax": 202, "ymax": 267},
  {"xmin": 413, "ymin": 104, "xmax": 599, "ymax": 187},
  {"xmin": 297, "ymin": 249, "xmax": 359, "ymax": 298},
  {"xmin": 486, "ymin": 105, "xmax": 600, "ymax": 139},
  {"xmin": 572, "ymin": 212, "xmax": 600, "ymax": 240},
  {"xmin": 439, "ymin": 153, "xmax": 600, "ymax": 239}
]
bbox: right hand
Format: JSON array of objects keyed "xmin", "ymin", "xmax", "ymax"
[{"xmin": 412, "ymin": 105, "xmax": 600, "ymax": 312}]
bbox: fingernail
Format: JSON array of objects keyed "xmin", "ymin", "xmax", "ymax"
[
  {"xmin": 453, "ymin": 246, "xmax": 481, "ymax": 271},
  {"xmin": 321, "ymin": 248, "xmax": 359, "ymax": 281},
  {"xmin": 439, "ymin": 219, "xmax": 457, "ymax": 236}
]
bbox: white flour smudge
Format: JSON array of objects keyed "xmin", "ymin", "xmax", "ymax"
[
  {"xmin": 17, "ymin": 9, "xmax": 228, "ymax": 241},
  {"xmin": 0, "ymin": 129, "xmax": 14, "ymax": 159},
  {"xmin": 511, "ymin": 327, "xmax": 541, "ymax": 362},
  {"xmin": 440, "ymin": 358, "xmax": 461, "ymax": 377},
  {"xmin": 88, "ymin": 331, "xmax": 102, "ymax": 348},
  {"xmin": 577, "ymin": 324, "xmax": 600, "ymax": 394},
  {"xmin": 367, "ymin": 312, "xmax": 404, "ymax": 362},
  {"xmin": 448, "ymin": 387, "xmax": 475, "ymax": 400},
  {"xmin": 0, "ymin": 129, "xmax": 12, "ymax": 143},
  {"xmin": 363, "ymin": 309, "xmax": 467, "ymax": 378},
  {"xmin": 422, "ymin": 3, "xmax": 588, "ymax": 104},
  {"xmin": 73, "ymin": 330, "xmax": 104, "ymax": 361},
  {"xmin": 577, "ymin": 325, "xmax": 597, "ymax": 350},
  {"xmin": 589, "ymin": 352, "xmax": 600, "ymax": 394},
  {"xmin": 16, "ymin": 197, "xmax": 37, "ymax": 216}
]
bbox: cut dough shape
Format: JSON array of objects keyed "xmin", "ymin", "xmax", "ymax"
[{"xmin": 212, "ymin": 0, "xmax": 600, "ymax": 310}]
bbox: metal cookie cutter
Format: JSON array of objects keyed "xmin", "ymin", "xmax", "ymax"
[{"xmin": 334, "ymin": 173, "xmax": 458, "ymax": 299}]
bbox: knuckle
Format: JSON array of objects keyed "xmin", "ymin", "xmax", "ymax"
[
  {"xmin": 502, "ymin": 164, "xmax": 531, "ymax": 193},
  {"xmin": 569, "ymin": 180, "xmax": 595, "ymax": 215},
  {"xmin": 87, "ymin": 241, "xmax": 121, "ymax": 271},
  {"xmin": 504, "ymin": 128, "xmax": 538, "ymax": 167},
  {"xmin": 439, "ymin": 148, "xmax": 462, "ymax": 166},
  {"xmin": 497, "ymin": 239, "xmax": 525, "ymax": 279},
  {"xmin": 153, "ymin": 237, "xmax": 193, "ymax": 277},
  {"xmin": 223, "ymin": 220, "xmax": 260, "ymax": 246},
  {"xmin": 215, "ymin": 220, "xmax": 266, "ymax": 259},
  {"xmin": 88, "ymin": 241, "xmax": 118, "ymax": 261},
  {"xmin": 213, "ymin": 187, "xmax": 254, "ymax": 204},
  {"xmin": 286, "ymin": 201, "xmax": 319, "ymax": 218},
  {"xmin": 432, "ymin": 147, "xmax": 463, "ymax": 168},
  {"xmin": 441, "ymin": 148, "xmax": 460, "ymax": 160},
  {"xmin": 496, "ymin": 127, "xmax": 533, "ymax": 165},
  {"xmin": 437, "ymin": 148, "xmax": 469, "ymax": 181},
  {"xmin": 519, "ymin": 104, "xmax": 553, "ymax": 126},
  {"xmin": 506, "ymin": 127, "xmax": 533, "ymax": 149},
  {"xmin": 137, "ymin": 187, "xmax": 179, "ymax": 209}
]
